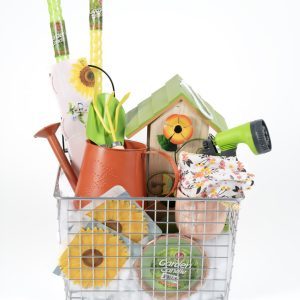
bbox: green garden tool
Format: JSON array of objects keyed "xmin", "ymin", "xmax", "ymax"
[
  {"xmin": 85, "ymin": 64, "xmax": 130, "ymax": 148},
  {"xmin": 202, "ymin": 119, "xmax": 272, "ymax": 157},
  {"xmin": 86, "ymin": 92, "xmax": 129, "ymax": 147}
]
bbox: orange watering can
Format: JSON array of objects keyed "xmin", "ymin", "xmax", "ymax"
[{"xmin": 35, "ymin": 123, "xmax": 179, "ymax": 209}]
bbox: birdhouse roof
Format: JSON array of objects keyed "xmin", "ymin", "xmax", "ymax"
[{"xmin": 126, "ymin": 75, "xmax": 228, "ymax": 138}]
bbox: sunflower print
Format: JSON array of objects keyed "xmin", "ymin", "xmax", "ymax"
[
  {"xmin": 59, "ymin": 227, "xmax": 128, "ymax": 288},
  {"xmin": 87, "ymin": 200, "xmax": 148, "ymax": 243},
  {"xmin": 70, "ymin": 58, "xmax": 95, "ymax": 99},
  {"xmin": 163, "ymin": 114, "xmax": 193, "ymax": 145}
]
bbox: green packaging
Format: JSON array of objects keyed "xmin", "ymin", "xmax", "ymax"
[
  {"xmin": 90, "ymin": 0, "xmax": 103, "ymax": 30},
  {"xmin": 47, "ymin": 0, "xmax": 69, "ymax": 61},
  {"xmin": 50, "ymin": 21, "xmax": 69, "ymax": 59},
  {"xmin": 135, "ymin": 235, "xmax": 209, "ymax": 298}
]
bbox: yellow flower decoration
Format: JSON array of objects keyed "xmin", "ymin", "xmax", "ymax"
[
  {"xmin": 221, "ymin": 186, "xmax": 231, "ymax": 193},
  {"xmin": 59, "ymin": 227, "xmax": 128, "ymax": 288},
  {"xmin": 87, "ymin": 200, "xmax": 148, "ymax": 243},
  {"xmin": 195, "ymin": 182, "xmax": 204, "ymax": 188},
  {"xmin": 209, "ymin": 158, "xmax": 216, "ymax": 165},
  {"xmin": 163, "ymin": 114, "xmax": 193, "ymax": 145},
  {"xmin": 203, "ymin": 167, "xmax": 211, "ymax": 176},
  {"xmin": 210, "ymin": 188, "xmax": 218, "ymax": 197},
  {"xmin": 70, "ymin": 58, "xmax": 95, "ymax": 99}
]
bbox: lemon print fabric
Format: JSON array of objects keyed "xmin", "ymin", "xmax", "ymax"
[
  {"xmin": 59, "ymin": 227, "xmax": 128, "ymax": 288},
  {"xmin": 70, "ymin": 58, "xmax": 95, "ymax": 99},
  {"xmin": 163, "ymin": 114, "xmax": 193, "ymax": 145},
  {"xmin": 87, "ymin": 200, "xmax": 148, "ymax": 243}
]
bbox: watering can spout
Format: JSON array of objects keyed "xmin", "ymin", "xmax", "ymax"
[{"xmin": 34, "ymin": 123, "xmax": 78, "ymax": 192}]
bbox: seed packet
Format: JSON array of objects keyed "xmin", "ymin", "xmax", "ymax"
[
  {"xmin": 54, "ymin": 221, "xmax": 141, "ymax": 297},
  {"xmin": 84, "ymin": 186, "xmax": 162, "ymax": 245}
]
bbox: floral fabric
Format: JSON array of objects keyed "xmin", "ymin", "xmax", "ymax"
[{"xmin": 178, "ymin": 151, "xmax": 255, "ymax": 209}]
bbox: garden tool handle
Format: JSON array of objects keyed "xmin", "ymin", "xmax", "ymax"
[{"xmin": 144, "ymin": 150, "xmax": 179, "ymax": 197}]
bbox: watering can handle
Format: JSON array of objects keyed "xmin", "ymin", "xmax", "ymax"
[{"xmin": 144, "ymin": 150, "xmax": 179, "ymax": 197}]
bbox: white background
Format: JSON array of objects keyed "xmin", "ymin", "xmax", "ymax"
[{"xmin": 1, "ymin": 0, "xmax": 300, "ymax": 299}]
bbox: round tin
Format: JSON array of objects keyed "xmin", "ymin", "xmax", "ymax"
[{"xmin": 134, "ymin": 234, "xmax": 209, "ymax": 299}]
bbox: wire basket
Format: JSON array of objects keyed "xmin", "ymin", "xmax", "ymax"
[{"xmin": 54, "ymin": 170, "xmax": 241, "ymax": 300}]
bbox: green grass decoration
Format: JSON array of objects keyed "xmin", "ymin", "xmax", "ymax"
[{"xmin": 86, "ymin": 93, "xmax": 127, "ymax": 147}]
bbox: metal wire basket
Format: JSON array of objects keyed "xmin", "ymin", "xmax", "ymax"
[{"xmin": 54, "ymin": 170, "xmax": 241, "ymax": 300}]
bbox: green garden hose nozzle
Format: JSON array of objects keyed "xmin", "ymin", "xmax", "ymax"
[{"xmin": 203, "ymin": 119, "xmax": 272, "ymax": 157}]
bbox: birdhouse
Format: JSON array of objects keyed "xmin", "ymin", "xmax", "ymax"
[{"xmin": 126, "ymin": 75, "xmax": 227, "ymax": 196}]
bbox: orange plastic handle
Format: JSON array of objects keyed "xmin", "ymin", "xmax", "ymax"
[{"xmin": 144, "ymin": 150, "xmax": 179, "ymax": 197}]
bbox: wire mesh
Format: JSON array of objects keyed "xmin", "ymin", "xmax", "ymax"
[{"xmin": 54, "ymin": 170, "xmax": 240, "ymax": 300}]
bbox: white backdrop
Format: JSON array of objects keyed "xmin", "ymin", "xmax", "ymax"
[{"xmin": 0, "ymin": 0, "xmax": 300, "ymax": 299}]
